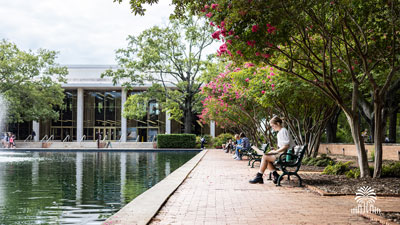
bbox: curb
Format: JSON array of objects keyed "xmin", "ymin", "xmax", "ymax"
[
  {"xmin": 102, "ymin": 149, "xmax": 208, "ymax": 225},
  {"xmin": 304, "ymin": 185, "xmax": 400, "ymax": 197},
  {"xmin": 360, "ymin": 212, "xmax": 399, "ymax": 225}
]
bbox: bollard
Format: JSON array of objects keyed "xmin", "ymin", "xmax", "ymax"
[
  {"xmin": 342, "ymin": 148, "xmax": 345, "ymax": 155},
  {"xmin": 398, "ymin": 151, "xmax": 400, "ymax": 160}
]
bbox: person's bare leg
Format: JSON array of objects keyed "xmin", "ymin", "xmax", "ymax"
[{"xmin": 258, "ymin": 155, "xmax": 268, "ymax": 174}]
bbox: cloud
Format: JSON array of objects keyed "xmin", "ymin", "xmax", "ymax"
[{"xmin": 0, "ymin": 0, "xmax": 174, "ymax": 64}]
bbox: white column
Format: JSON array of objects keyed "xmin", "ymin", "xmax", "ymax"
[
  {"xmin": 166, "ymin": 112, "xmax": 171, "ymax": 134},
  {"xmin": 32, "ymin": 121, "xmax": 40, "ymax": 142},
  {"xmin": 121, "ymin": 88, "xmax": 127, "ymax": 142},
  {"xmin": 210, "ymin": 120, "xmax": 216, "ymax": 138},
  {"xmin": 77, "ymin": 88, "xmax": 84, "ymax": 142}
]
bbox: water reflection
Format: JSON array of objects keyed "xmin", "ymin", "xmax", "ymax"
[{"xmin": 0, "ymin": 150, "xmax": 197, "ymax": 225}]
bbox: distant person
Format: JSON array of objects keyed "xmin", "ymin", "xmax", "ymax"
[
  {"xmin": 31, "ymin": 130, "xmax": 36, "ymax": 142},
  {"xmin": 361, "ymin": 129, "xmax": 368, "ymax": 143},
  {"xmin": 384, "ymin": 135, "xmax": 390, "ymax": 143},
  {"xmin": 1, "ymin": 133, "xmax": 8, "ymax": 148},
  {"xmin": 9, "ymin": 134, "xmax": 15, "ymax": 149},
  {"xmin": 200, "ymin": 136, "xmax": 206, "ymax": 149}
]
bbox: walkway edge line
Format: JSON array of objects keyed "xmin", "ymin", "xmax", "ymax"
[{"xmin": 102, "ymin": 149, "xmax": 208, "ymax": 225}]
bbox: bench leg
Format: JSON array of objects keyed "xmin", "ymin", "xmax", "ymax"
[
  {"xmin": 267, "ymin": 172, "xmax": 272, "ymax": 180},
  {"xmin": 294, "ymin": 173, "xmax": 303, "ymax": 187},
  {"xmin": 276, "ymin": 174, "xmax": 285, "ymax": 186}
]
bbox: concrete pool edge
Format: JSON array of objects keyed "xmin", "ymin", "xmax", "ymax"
[
  {"xmin": 102, "ymin": 149, "xmax": 208, "ymax": 225},
  {"xmin": 0, "ymin": 148, "xmax": 202, "ymax": 152}
]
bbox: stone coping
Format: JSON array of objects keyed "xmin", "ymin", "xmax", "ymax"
[
  {"xmin": 102, "ymin": 149, "xmax": 208, "ymax": 225},
  {"xmin": 0, "ymin": 148, "xmax": 201, "ymax": 152}
]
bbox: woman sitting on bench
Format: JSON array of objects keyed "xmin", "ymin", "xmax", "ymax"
[{"xmin": 249, "ymin": 116, "xmax": 295, "ymax": 184}]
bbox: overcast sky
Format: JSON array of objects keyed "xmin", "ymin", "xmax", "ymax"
[{"xmin": 0, "ymin": 0, "xmax": 186, "ymax": 65}]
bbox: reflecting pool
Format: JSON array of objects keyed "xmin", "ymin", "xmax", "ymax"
[{"xmin": 0, "ymin": 150, "xmax": 198, "ymax": 225}]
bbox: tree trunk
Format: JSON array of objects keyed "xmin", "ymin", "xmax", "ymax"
[
  {"xmin": 325, "ymin": 110, "xmax": 340, "ymax": 143},
  {"xmin": 344, "ymin": 112, "xmax": 370, "ymax": 177},
  {"xmin": 312, "ymin": 132, "xmax": 321, "ymax": 157},
  {"xmin": 388, "ymin": 108, "xmax": 398, "ymax": 143},
  {"xmin": 373, "ymin": 98, "xmax": 384, "ymax": 178},
  {"xmin": 183, "ymin": 97, "xmax": 192, "ymax": 134}
]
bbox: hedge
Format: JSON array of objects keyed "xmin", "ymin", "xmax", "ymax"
[{"xmin": 157, "ymin": 134, "xmax": 196, "ymax": 148}]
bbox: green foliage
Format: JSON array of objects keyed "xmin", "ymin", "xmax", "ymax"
[
  {"xmin": 322, "ymin": 161, "xmax": 353, "ymax": 176},
  {"xmin": 382, "ymin": 162, "xmax": 400, "ymax": 178},
  {"xmin": 370, "ymin": 149, "xmax": 375, "ymax": 162},
  {"xmin": 212, "ymin": 133, "xmax": 234, "ymax": 148},
  {"xmin": 0, "ymin": 40, "xmax": 67, "ymax": 123},
  {"xmin": 157, "ymin": 134, "xmax": 196, "ymax": 148},
  {"xmin": 102, "ymin": 15, "xmax": 214, "ymax": 133},
  {"xmin": 345, "ymin": 168, "xmax": 361, "ymax": 179},
  {"xmin": 302, "ymin": 154, "xmax": 335, "ymax": 167}
]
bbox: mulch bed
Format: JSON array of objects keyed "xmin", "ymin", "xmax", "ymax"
[
  {"xmin": 301, "ymin": 173, "xmax": 400, "ymax": 196},
  {"xmin": 380, "ymin": 212, "xmax": 400, "ymax": 224}
]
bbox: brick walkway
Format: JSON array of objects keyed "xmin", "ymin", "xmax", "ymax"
[{"xmin": 150, "ymin": 150, "xmax": 399, "ymax": 225}]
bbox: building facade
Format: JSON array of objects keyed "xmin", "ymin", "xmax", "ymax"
[{"xmin": 10, "ymin": 65, "xmax": 215, "ymax": 142}]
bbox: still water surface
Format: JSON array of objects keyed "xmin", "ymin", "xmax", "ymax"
[{"xmin": 0, "ymin": 150, "xmax": 198, "ymax": 225}]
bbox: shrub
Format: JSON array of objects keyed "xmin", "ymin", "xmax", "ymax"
[
  {"xmin": 382, "ymin": 162, "xmax": 400, "ymax": 178},
  {"xmin": 213, "ymin": 133, "xmax": 234, "ymax": 148},
  {"xmin": 345, "ymin": 168, "xmax": 361, "ymax": 178},
  {"xmin": 302, "ymin": 154, "xmax": 335, "ymax": 167},
  {"xmin": 157, "ymin": 134, "xmax": 196, "ymax": 148},
  {"xmin": 370, "ymin": 149, "xmax": 375, "ymax": 162},
  {"xmin": 322, "ymin": 161, "xmax": 353, "ymax": 175}
]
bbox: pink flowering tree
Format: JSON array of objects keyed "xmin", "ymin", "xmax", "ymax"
[
  {"xmin": 200, "ymin": 64, "xmax": 275, "ymax": 146},
  {"xmin": 116, "ymin": 0, "xmax": 400, "ymax": 177},
  {"xmin": 194, "ymin": 0, "xmax": 400, "ymax": 178}
]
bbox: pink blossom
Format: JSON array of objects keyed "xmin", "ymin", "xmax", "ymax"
[
  {"xmin": 270, "ymin": 72, "xmax": 275, "ymax": 76},
  {"xmin": 206, "ymin": 12, "xmax": 213, "ymax": 18},
  {"xmin": 211, "ymin": 30, "xmax": 221, "ymax": 40},
  {"xmin": 337, "ymin": 69, "xmax": 343, "ymax": 73},
  {"xmin": 262, "ymin": 53, "xmax": 271, "ymax": 59},
  {"xmin": 270, "ymin": 67, "xmax": 274, "ymax": 71},
  {"xmin": 221, "ymin": 21, "xmax": 225, "ymax": 27},
  {"xmin": 211, "ymin": 3, "xmax": 218, "ymax": 9},
  {"xmin": 262, "ymin": 80, "xmax": 266, "ymax": 84},
  {"xmin": 267, "ymin": 24, "xmax": 277, "ymax": 33},
  {"xmin": 245, "ymin": 63, "xmax": 255, "ymax": 68},
  {"xmin": 271, "ymin": 84, "xmax": 275, "ymax": 88},
  {"xmin": 245, "ymin": 78, "xmax": 250, "ymax": 82},
  {"xmin": 228, "ymin": 30, "xmax": 234, "ymax": 36},
  {"xmin": 204, "ymin": 5, "xmax": 210, "ymax": 9},
  {"xmin": 261, "ymin": 90, "xmax": 265, "ymax": 94},
  {"xmin": 255, "ymin": 52, "xmax": 260, "ymax": 56},
  {"xmin": 219, "ymin": 43, "xmax": 228, "ymax": 53},
  {"xmin": 210, "ymin": 22, "xmax": 215, "ymax": 26},
  {"xmin": 227, "ymin": 40, "xmax": 232, "ymax": 44},
  {"xmin": 236, "ymin": 50, "xmax": 243, "ymax": 56},
  {"xmin": 233, "ymin": 67, "xmax": 241, "ymax": 72},
  {"xmin": 252, "ymin": 24, "xmax": 259, "ymax": 32},
  {"xmin": 247, "ymin": 40, "xmax": 256, "ymax": 47}
]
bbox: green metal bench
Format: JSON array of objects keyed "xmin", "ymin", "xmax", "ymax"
[
  {"xmin": 248, "ymin": 143, "xmax": 270, "ymax": 168},
  {"xmin": 272, "ymin": 145, "xmax": 308, "ymax": 187}
]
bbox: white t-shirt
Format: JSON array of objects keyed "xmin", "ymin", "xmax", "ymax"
[{"xmin": 277, "ymin": 127, "xmax": 295, "ymax": 149}]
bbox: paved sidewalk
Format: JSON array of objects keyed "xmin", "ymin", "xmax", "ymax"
[{"xmin": 150, "ymin": 150, "xmax": 399, "ymax": 225}]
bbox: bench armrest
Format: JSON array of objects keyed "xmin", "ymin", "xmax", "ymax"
[{"xmin": 278, "ymin": 153, "xmax": 299, "ymax": 166}]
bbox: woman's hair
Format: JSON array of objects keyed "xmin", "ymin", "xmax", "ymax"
[
  {"xmin": 269, "ymin": 116, "xmax": 283, "ymax": 125},
  {"xmin": 234, "ymin": 134, "xmax": 240, "ymax": 139}
]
